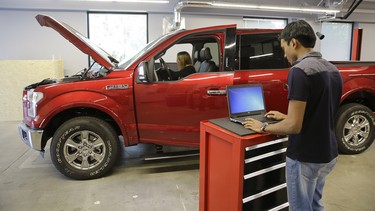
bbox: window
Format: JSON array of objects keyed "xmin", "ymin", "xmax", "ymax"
[
  {"xmin": 88, "ymin": 12, "xmax": 148, "ymax": 66},
  {"xmin": 152, "ymin": 42, "xmax": 195, "ymax": 81},
  {"xmin": 320, "ymin": 22, "xmax": 353, "ymax": 61},
  {"xmin": 237, "ymin": 33, "xmax": 288, "ymax": 70},
  {"xmin": 152, "ymin": 36, "xmax": 220, "ymax": 81},
  {"xmin": 243, "ymin": 17, "xmax": 287, "ymax": 29},
  {"xmin": 203, "ymin": 42, "xmax": 219, "ymax": 65},
  {"xmin": 162, "ymin": 43, "xmax": 193, "ymax": 63}
]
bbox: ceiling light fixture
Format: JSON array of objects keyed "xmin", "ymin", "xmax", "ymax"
[
  {"xmin": 81, "ymin": 0, "xmax": 169, "ymax": 3},
  {"xmin": 212, "ymin": 2, "xmax": 340, "ymax": 14},
  {"xmin": 173, "ymin": 1, "xmax": 340, "ymax": 30}
]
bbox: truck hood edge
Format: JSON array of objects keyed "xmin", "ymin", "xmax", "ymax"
[{"xmin": 36, "ymin": 14, "xmax": 117, "ymax": 69}]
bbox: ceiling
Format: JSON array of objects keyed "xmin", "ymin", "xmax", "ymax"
[
  {"xmin": 180, "ymin": 0, "xmax": 375, "ymax": 14},
  {"xmin": 1, "ymin": 0, "xmax": 375, "ymax": 18}
]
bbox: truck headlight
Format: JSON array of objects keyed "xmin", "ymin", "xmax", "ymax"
[{"xmin": 26, "ymin": 90, "xmax": 44, "ymax": 118}]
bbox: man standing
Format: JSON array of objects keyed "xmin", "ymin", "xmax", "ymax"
[{"xmin": 244, "ymin": 20, "xmax": 343, "ymax": 211}]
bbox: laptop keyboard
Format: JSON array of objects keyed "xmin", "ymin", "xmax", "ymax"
[{"xmin": 233, "ymin": 115, "xmax": 276, "ymax": 124}]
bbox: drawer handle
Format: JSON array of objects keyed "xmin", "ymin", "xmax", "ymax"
[
  {"xmin": 245, "ymin": 137, "xmax": 288, "ymax": 151},
  {"xmin": 242, "ymin": 183, "xmax": 287, "ymax": 204},
  {"xmin": 244, "ymin": 162, "xmax": 286, "ymax": 180},
  {"xmin": 245, "ymin": 148, "xmax": 287, "ymax": 164}
]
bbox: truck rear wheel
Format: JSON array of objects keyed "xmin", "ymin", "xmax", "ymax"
[
  {"xmin": 335, "ymin": 103, "xmax": 375, "ymax": 154},
  {"xmin": 51, "ymin": 116, "xmax": 120, "ymax": 179}
]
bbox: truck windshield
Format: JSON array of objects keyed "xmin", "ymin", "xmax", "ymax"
[{"xmin": 118, "ymin": 31, "xmax": 179, "ymax": 70}]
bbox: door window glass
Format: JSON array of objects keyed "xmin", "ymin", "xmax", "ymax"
[
  {"xmin": 162, "ymin": 43, "xmax": 193, "ymax": 64},
  {"xmin": 238, "ymin": 33, "xmax": 288, "ymax": 69},
  {"xmin": 203, "ymin": 42, "xmax": 219, "ymax": 65}
]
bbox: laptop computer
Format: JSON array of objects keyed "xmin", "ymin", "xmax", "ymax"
[{"xmin": 226, "ymin": 84, "xmax": 277, "ymax": 125}]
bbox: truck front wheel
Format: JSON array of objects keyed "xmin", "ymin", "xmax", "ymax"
[
  {"xmin": 51, "ymin": 116, "xmax": 120, "ymax": 179},
  {"xmin": 336, "ymin": 103, "xmax": 375, "ymax": 154}
]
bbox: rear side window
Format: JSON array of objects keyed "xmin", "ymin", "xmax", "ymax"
[
  {"xmin": 237, "ymin": 33, "xmax": 288, "ymax": 70},
  {"xmin": 203, "ymin": 42, "xmax": 219, "ymax": 65}
]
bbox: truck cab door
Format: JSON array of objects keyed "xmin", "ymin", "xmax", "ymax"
[
  {"xmin": 233, "ymin": 31, "xmax": 290, "ymax": 113},
  {"xmin": 133, "ymin": 26, "xmax": 237, "ymax": 147}
]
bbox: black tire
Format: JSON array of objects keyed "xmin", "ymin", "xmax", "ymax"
[
  {"xmin": 335, "ymin": 103, "xmax": 375, "ymax": 154},
  {"xmin": 50, "ymin": 116, "xmax": 120, "ymax": 180}
]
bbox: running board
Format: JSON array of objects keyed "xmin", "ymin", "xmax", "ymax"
[{"xmin": 142, "ymin": 150, "xmax": 199, "ymax": 161}]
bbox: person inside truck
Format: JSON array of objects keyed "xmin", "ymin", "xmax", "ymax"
[
  {"xmin": 243, "ymin": 20, "xmax": 343, "ymax": 211},
  {"xmin": 170, "ymin": 51, "xmax": 196, "ymax": 80}
]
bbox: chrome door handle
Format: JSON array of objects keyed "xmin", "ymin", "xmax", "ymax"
[{"xmin": 207, "ymin": 90, "xmax": 226, "ymax": 95}]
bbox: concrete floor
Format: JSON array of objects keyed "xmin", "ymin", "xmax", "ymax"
[{"xmin": 0, "ymin": 121, "xmax": 374, "ymax": 211}]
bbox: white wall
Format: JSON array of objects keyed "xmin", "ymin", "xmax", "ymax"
[
  {"xmin": 359, "ymin": 23, "xmax": 375, "ymax": 61},
  {"xmin": 0, "ymin": 10, "xmax": 87, "ymax": 76},
  {"xmin": 0, "ymin": 60, "xmax": 64, "ymax": 121}
]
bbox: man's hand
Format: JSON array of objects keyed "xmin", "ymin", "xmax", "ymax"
[
  {"xmin": 265, "ymin": 111, "xmax": 287, "ymax": 121},
  {"xmin": 243, "ymin": 118, "xmax": 263, "ymax": 133}
]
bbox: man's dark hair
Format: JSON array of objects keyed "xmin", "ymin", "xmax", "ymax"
[{"xmin": 279, "ymin": 20, "xmax": 316, "ymax": 48}]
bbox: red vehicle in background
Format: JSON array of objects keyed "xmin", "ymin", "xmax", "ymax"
[{"xmin": 19, "ymin": 15, "xmax": 375, "ymax": 179}]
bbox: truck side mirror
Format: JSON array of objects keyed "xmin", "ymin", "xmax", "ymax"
[{"xmin": 136, "ymin": 61, "xmax": 149, "ymax": 83}]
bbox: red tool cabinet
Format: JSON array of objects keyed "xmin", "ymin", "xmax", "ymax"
[{"xmin": 199, "ymin": 120, "xmax": 289, "ymax": 211}]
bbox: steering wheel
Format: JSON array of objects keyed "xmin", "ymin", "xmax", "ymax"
[{"xmin": 159, "ymin": 58, "xmax": 172, "ymax": 80}]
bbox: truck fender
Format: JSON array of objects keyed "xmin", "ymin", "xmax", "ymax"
[
  {"xmin": 38, "ymin": 91, "xmax": 136, "ymax": 146},
  {"xmin": 341, "ymin": 77, "xmax": 375, "ymax": 104}
]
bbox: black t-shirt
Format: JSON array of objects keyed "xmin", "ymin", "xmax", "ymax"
[
  {"xmin": 286, "ymin": 51, "xmax": 343, "ymax": 163},
  {"xmin": 171, "ymin": 65, "xmax": 196, "ymax": 80}
]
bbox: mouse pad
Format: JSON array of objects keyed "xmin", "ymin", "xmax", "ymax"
[{"xmin": 208, "ymin": 118, "xmax": 256, "ymax": 136}]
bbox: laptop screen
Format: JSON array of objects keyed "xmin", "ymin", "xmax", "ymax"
[{"xmin": 227, "ymin": 84, "xmax": 265, "ymax": 116}]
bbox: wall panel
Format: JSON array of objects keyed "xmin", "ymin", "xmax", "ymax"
[{"xmin": 0, "ymin": 60, "xmax": 63, "ymax": 121}]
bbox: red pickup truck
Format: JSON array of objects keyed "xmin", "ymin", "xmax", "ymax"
[{"xmin": 19, "ymin": 15, "xmax": 375, "ymax": 179}]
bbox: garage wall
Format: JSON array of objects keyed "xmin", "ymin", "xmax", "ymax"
[
  {"xmin": 0, "ymin": 10, "xmax": 87, "ymax": 76},
  {"xmin": 358, "ymin": 23, "xmax": 375, "ymax": 61},
  {"xmin": 1, "ymin": 9, "xmax": 374, "ymax": 77},
  {"xmin": 0, "ymin": 60, "xmax": 64, "ymax": 121}
]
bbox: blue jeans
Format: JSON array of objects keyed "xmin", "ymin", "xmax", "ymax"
[{"xmin": 286, "ymin": 157, "xmax": 337, "ymax": 211}]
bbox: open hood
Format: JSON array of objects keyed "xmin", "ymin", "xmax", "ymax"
[{"xmin": 36, "ymin": 14, "xmax": 118, "ymax": 69}]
